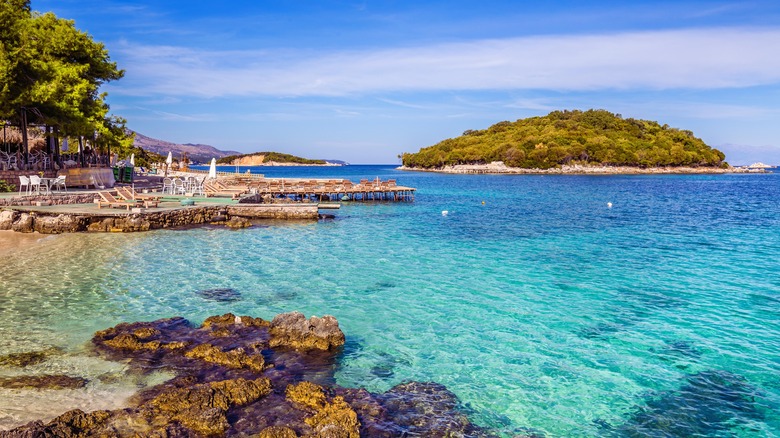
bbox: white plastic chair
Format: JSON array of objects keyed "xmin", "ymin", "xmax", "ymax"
[
  {"xmin": 162, "ymin": 177, "xmax": 173, "ymax": 194},
  {"xmin": 29, "ymin": 175, "xmax": 48, "ymax": 195},
  {"xmin": 191, "ymin": 177, "xmax": 205, "ymax": 196},
  {"xmin": 172, "ymin": 178, "xmax": 186, "ymax": 195},
  {"xmin": 52, "ymin": 175, "xmax": 67, "ymax": 192},
  {"xmin": 30, "ymin": 175, "xmax": 49, "ymax": 194},
  {"xmin": 18, "ymin": 175, "xmax": 30, "ymax": 195}
]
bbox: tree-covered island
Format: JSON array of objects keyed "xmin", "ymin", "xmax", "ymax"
[
  {"xmin": 400, "ymin": 109, "xmax": 728, "ymax": 171},
  {"xmin": 217, "ymin": 152, "xmax": 327, "ymax": 165}
]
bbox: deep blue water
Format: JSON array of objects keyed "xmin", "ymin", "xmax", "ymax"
[{"xmin": 1, "ymin": 165, "xmax": 779, "ymax": 436}]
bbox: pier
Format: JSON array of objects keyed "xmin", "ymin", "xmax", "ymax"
[{"xmin": 245, "ymin": 178, "xmax": 416, "ymax": 202}]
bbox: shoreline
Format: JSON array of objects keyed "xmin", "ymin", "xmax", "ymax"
[
  {"xmin": 216, "ymin": 161, "xmax": 344, "ymax": 167},
  {"xmin": 397, "ymin": 163, "xmax": 763, "ymax": 175}
]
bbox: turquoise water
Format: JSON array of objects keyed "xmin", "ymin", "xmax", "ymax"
[{"xmin": 1, "ymin": 165, "xmax": 779, "ymax": 436}]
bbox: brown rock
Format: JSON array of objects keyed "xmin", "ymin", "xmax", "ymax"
[
  {"xmin": 269, "ymin": 312, "xmax": 345, "ymax": 351},
  {"xmin": 0, "ymin": 409, "xmax": 112, "ymax": 438},
  {"xmin": 202, "ymin": 313, "xmax": 269, "ymax": 328},
  {"xmin": 148, "ymin": 377, "xmax": 272, "ymax": 436},
  {"xmin": 133, "ymin": 327, "xmax": 160, "ymax": 339},
  {"xmin": 225, "ymin": 216, "xmax": 252, "ymax": 228},
  {"xmin": 32, "ymin": 214, "xmax": 86, "ymax": 234},
  {"xmin": 185, "ymin": 343, "xmax": 266, "ymax": 372},
  {"xmin": 202, "ymin": 313, "xmax": 240, "ymax": 328},
  {"xmin": 102, "ymin": 333, "xmax": 187, "ymax": 352},
  {"xmin": 304, "ymin": 396, "xmax": 360, "ymax": 438},
  {"xmin": 0, "ymin": 374, "xmax": 88, "ymax": 390},
  {"xmin": 0, "ymin": 209, "xmax": 17, "ymax": 230},
  {"xmin": 11, "ymin": 212, "xmax": 33, "ymax": 233},
  {"xmin": 258, "ymin": 425, "xmax": 299, "ymax": 438},
  {"xmin": 286, "ymin": 381, "xmax": 327, "ymax": 411},
  {"xmin": 0, "ymin": 347, "xmax": 60, "ymax": 367}
]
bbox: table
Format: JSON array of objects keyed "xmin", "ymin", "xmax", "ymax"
[{"xmin": 34, "ymin": 177, "xmax": 57, "ymax": 195}]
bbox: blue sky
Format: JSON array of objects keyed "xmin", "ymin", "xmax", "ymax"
[{"xmin": 32, "ymin": 0, "xmax": 780, "ymax": 164}]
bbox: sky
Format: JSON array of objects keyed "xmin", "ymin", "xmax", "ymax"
[{"xmin": 31, "ymin": 0, "xmax": 780, "ymax": 164}]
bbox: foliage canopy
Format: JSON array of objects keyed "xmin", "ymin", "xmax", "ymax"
[
  {"xmin": 0, "ymin": 0, "xmax": 132, "ymax": 155},
  {"xmin": 401, "ymin": 110, "xmax": 727, "ymax": 169}
]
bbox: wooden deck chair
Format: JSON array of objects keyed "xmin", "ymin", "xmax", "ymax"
[
  {"xmin": 212, "ymin": 180, "xmax": 248, "ymax": 194},
  {"xmin": 115, "ymin": 187, "xmax": 160, "ymax": 208},
  {"xmin": 203, "ymin": 181, "xmax": 241, "ymax": 199},
  {"xmin": 97, "ymin": 191, "xmax": 141, "ymax": 210}
]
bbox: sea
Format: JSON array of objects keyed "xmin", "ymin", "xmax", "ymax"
[{"xmin": 1, "ymin": 164, "xmax": 778, "ymax": 436}]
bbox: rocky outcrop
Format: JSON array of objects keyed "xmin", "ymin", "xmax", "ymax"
[
  {"xmin": 286, "ymin": 381, "xmax": 328, "ymax": 411},
  {"xmin": 269, "ymin": 311, "xmax": 346, "ymax": 351},
  {"xmin": 1, "ymin": 409, "xmax": 113, "ymax": 438},
  {"xmin": 4, "ymin": 312, "xmax": 493, "ymax": 437},
  {"xmin": 146, "ymin": 377, "xmax": 272, "ymax": 436},
  {"xmin": 184, "ymin": 343, "xmax": 266, "ymax": 372}
]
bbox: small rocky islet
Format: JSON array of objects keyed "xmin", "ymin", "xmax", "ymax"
[{"xmin": 1, "ymin": 311, "xmax": 495, "ymax": 437}]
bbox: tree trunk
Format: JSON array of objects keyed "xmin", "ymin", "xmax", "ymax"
[
  {"xmin": 53, "ymin": 126, "xmax": 61, "ymax": 168},
  {"xmin": 20, "ymin": 108, "xmax": 29, "ymax": 168}
]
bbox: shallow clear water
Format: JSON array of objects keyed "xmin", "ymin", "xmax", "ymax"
[{"xmin": 1, "ymin": 165, "xmax": 779, "ymax": 436}]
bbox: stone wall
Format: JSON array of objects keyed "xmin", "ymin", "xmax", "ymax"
[
  {"xmin": 227, "ymin": 204, "xmax": 319, "ymax": 220},
  {"xmin": 0, "ymin": 204, "xmax": 320, "ymax": 234},
  {"xmin": 0, "ymin": 170, "xmax": 58, "ymax": 187},
  {"xmin": 0, "ymin": 193, "xmax": 95, "ymax": 207}
]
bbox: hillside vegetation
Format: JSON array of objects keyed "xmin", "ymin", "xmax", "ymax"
[
  {"xmin": 401, "ymin": 110, "xmax": 727, "ymax": 169},
  {"xmin": 216, "ymin": 152, "xmax": 326, "ymax": 165}
]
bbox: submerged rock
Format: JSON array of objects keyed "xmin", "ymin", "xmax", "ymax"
[
  {"xmin": 0, "ymin": 374, "xmax": 88, "ymax": 390},
  {"xmin": 615, "ymin": 370, "xmax": 764, "ymax": 437},
  {"xmin": 338, "ymin": 381, "xmax": 492, "ymax": 437},
  {"xmin": 4, "ymin": 312, "xmax": 494, "ymax": 437},
  {"xmin": 197, "ymin": 287, "xmax": 243, "ymax": 302},
  {"xmin": 0, "ymin": 347, "xmax": 61, "ymax": 367}
]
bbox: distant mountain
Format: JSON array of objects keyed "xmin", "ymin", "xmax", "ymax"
[{"xmin": 132, "ymin": 131, "xmax": 240, "ymax": 164}]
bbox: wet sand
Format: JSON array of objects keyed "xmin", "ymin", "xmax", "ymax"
[{"xmin": 0, "ymin": 230, "xmax": 59, "ymax": 255}]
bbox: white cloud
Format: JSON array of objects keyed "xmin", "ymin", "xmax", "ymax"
[{"xmin": 114, "ymin": 27, "xmax": 780, "ymax": 98}]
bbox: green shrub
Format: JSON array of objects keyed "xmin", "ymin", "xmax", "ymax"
[{"xmin": 0, "ymin": 179, "xmax": 15, "ymax": 192}]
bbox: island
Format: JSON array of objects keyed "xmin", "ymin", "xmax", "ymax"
[
  {"xmin": 217, "ymin": 152, "xmax": 338, "ymax": 166},
  {"xmin": 399, "ymin": 109, "xmax": 736, "ymax": 174}
]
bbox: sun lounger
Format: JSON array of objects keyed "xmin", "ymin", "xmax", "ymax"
[
  {"xmin": 203, "ymin": 181, "xmax": 244, "ymax": 199},
  {"xmin": 97, "ymin": 191, "xmax": 142, "ymax": 210},
  {"xmin": 115, "ymin": 186, "xmax": 161, "ymax": 207}
]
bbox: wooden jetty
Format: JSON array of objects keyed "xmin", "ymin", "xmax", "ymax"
[{"xmin": 246, "ymin": 178, "xmax": 416, "ymax": 202}]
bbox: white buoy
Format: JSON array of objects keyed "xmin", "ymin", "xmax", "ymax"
[
  {"xmin": 442, "ymin": 210, "xmax": 448, "ymax": 216},
  {"xmin": 607, "ymin": 202, "xmax": 613, "ymax": 208}
]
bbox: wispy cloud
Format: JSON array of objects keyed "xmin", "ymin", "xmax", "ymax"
[{"xmin": 113, "ymin": 27, "xmax": 780, "ymax": 98}]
